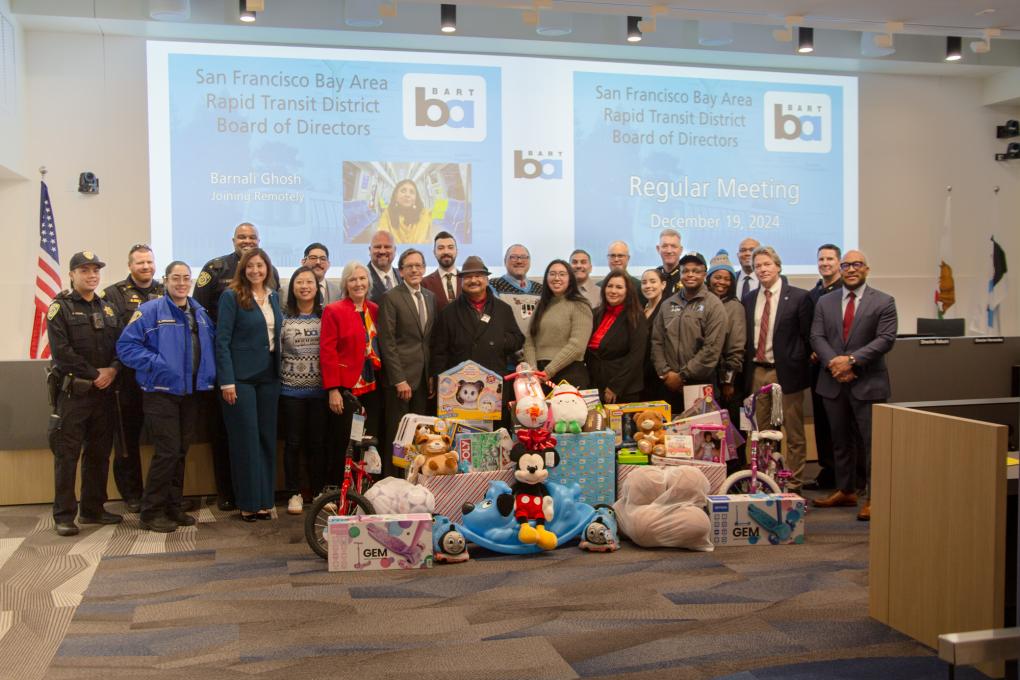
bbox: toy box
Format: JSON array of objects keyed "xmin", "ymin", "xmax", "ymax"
[
  {"xmin": 547, "ymin": 431, "xmax": 616, "ymax": 505},
  {"xmin": 617, "ymin": 458, "xmax": 728, "ymax": 496},
  {"xmin": 616, "ymin": 449, "xmax": 649, "ymax": 465},
  {"xmin": 706, "ymin": 493, "xmax": 806, "ymax": 546},
  {"xmin": 607, "ymin": 401, "xmax": 671, "ymax": 446},
  {"xmin": 437, "ymin": 360, "xmax": 504, "ymax": 421},
  {"xmin": 453, "ymin": 428, "xmax": 513, "ymax": 472},
  {"xmin": 327, "ymin": 513, "xmax": 434, "ymax": 571},
  {"xmin": 665, "ymin": 411, "xmax": 734, "ymax": 462},
  {"xmin": 392, "ymin": 414, "xmax": 442, "ymax": 470},
  {"xmin": 421, "ymin": 469, "xmax": 515, "ymax": 523}
]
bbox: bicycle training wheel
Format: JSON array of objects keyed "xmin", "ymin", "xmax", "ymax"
[
  {"xmin": 304, "ymin": 489, "xmax": 376, "ymax": 559},
  {"xmin": 720, "ymin": 470, "xmax": 782, "ymax": 496}
]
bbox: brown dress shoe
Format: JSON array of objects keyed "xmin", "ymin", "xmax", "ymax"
[
  {"xmin": 812, "ymin": 490, "xmax": 858, "ymax": 508},
  {"xmin": 857, "ymin": 502, "xmax": 871, "ymax": 521}
]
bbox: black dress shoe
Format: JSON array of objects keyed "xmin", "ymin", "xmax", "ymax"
[
  {"xmin": 217, "ymin": 498, "xmax": 237, "ymax": 512},
  {"xmin": 55, "ymin": 522, "xmax": 79, "ymax": 537},
  {"xmin": 140, "ymin": 516, "xmax": 178, "ymax": 533},
  {"xmin": 179, "ymin": 498, "xmax": 197, "ymax": 512},
  {"xmin": 79, "ymin": 511, "xmax": 123, "ymax": 525},
  {"xmin": 240, "ymin": 513, "xmax": 257, "ymax": 523},
  {"xmin": 167, "ymin": 509, "xmax": 197, "ymax": 527},
  {"xmin": 124, "ymin": 499, "xmax": 142, "ymax": 513},
  {"xmin": 255, "ymin": 511, "xmax": 272, "ymax": 521}
]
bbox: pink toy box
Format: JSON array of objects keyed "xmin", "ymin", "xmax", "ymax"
[{"xmin": 327, "ymin": 513, "xmax": 434, "ymax": 572}]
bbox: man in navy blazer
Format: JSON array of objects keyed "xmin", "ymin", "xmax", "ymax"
[
  {"xmin": 810, "ymin": 250, "xmax": 897, "ymax": 521},
  {"xmin": 367, "ymin": 230, "xmax": 402, "ymax": 304},
  {"xmin": 742, "ymin": 246, "xmax": 814, "ymax": 492},
  {"xmin": 379, "ymin": 248, "xmax": 436, "ymax": 467}
]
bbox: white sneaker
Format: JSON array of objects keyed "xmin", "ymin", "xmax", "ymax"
[{"xmin": 287, "ymin": 494, "xmax": 303, "ymax": 515}]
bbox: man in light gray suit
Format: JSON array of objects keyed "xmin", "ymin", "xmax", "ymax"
[
  {"xmin": 301, "ymin": 243, "xmax": 342, "ymax": 304},
  {"xmin": 379, "ymin": 248, "xmax": 435, "ymax": 473},
  {"xmin": 809, "ymin": 250, "xmax": 897, "ymax": 522}
]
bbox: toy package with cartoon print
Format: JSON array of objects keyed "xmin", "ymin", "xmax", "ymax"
[
  {"xmin": 327, "ymin": 513, "xmax": 434, "ymax": 572},
  {"xmin": 437, "ymin": 360, "xmax": 503, "ymax": 421}
]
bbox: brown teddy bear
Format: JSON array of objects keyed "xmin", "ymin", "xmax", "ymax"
[
  {"xmin": 633, "ymin": 410, "xmax": 666, "ymax": 456},
  {"xmin": 408, "ymin": 426, "xmax": 458, "ymax": 483}
]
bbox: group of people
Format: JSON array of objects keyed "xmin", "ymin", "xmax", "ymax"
[{"xmin": 45, "ymin": 223, "xmax": 896, "ymax": 536}]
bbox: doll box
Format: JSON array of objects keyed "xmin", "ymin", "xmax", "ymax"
[
  {"xmin": 437, "ymin": 360, "xmax": 504, "ymax": 421},
  {"xmin": 547, "ymin": 431, "xmax": 616, "ymax": 505},
  {"xmin": 607, "ymin": 401, "xmax": 671, "ymax": 447},
  {"xmin": 327, "ymin": 513, "xmax": 434, "ymax": 572},
  {"xmin": 420, "ymin": 470, "xmax": 516, "ymax": 523},
  {"xmin": 707, "ymin": 493, "xmax": 806, "ymax": 547}
]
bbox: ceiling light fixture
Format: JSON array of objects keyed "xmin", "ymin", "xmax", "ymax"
[
  {"xmin": 627, "ymin": 16, "xmax": 642, "ymax": 42},
  {"xmin": 946, "ymin": 36, "xmax": 962, "ymax": 61},
  {"xmin": 797, "ymin": 26, "xmax": 814, "ymax": 53},
  {"xmin": 238, "ymin": 0, "xmax": 258, "ymax": 22},
  {"xmin": 772, "ymin": 15, "xmax": 802, "ymax": 43},
  {"xmin": 536, "ymin": 11, "xmax": 573, "ymax": 37},
  {"xmin": 698, "ymin": 21, "xmax": 733, "ymax": 47},
  {"xmin": 441, "ymin": 4, "xmax": 457, "ymax": 33}
]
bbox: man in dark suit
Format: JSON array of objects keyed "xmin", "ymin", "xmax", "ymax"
[
  {"xmin": 810, "ymin": 250, "xmax": 897, "ymax": 521},
  {"xmin": 367, "ymin": 230, "xmax": 401, "ymax": 304},
  {"xmin": 379, "ymin": 249, "xmax": 435, "ymax": 462},
  {"xmin": 421, "ymin": 231, "xmax": 459, "ymax": 314},
  {"xmin": 742, "ymin": 246, "xmax": 813, "ymax": 492}
]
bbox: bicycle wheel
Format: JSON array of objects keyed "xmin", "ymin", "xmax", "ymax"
[
  {"xmin": 304, "ymin": 489, "xmax": 376, "ymax": 559},
  {"xmin": 720, "ymin": 469, "xmax": 782, "ymax": 496}
]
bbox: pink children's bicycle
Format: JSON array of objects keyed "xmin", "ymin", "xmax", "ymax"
[{"xmin": 721, "ymin": 382, "xmax": 790, "ymax": 494}]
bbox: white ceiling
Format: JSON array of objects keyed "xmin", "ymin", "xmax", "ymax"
[{"xmin": 10, "ymin": 0, "xmax": 1020, "ymax": 78}]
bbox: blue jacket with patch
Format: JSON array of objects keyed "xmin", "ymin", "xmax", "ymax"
[{"xmin": 116, "ymin": 295, "xmax": 217, "ymax": 395}]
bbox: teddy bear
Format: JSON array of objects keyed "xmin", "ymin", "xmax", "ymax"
[
  {"xmin": 408, "ymin": 426, "xmax": 458, "ymax": 483},
  {"xmin": 633, "ymin": 409, "xmax": 666, "ymax": 457}
]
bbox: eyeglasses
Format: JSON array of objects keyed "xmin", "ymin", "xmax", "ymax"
[
  {"xmin": 547, "ymin": 271, "xmax": 570, "ymax": 279},
  {"xmin": 129, "ymin": 243, "xmax": 151, "ymax": 254},
  {"xmin": 507, "ymin": 254, "xmax": 530, "ymax": 261},
  {"xmin": 839, "ymin": 261, "xmax": 867, "ymax": 271},
  {"xmin": 303, "ymin": 255, "xmax": 329, "ymax": 262},
  {"xmin": 607, "ymin": 254, "xmax": 629, "ymax": 259}
]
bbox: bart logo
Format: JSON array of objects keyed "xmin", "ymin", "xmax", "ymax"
[
  {"xmin": 513, "ymin": 150, "xmax": 564, "ymax": 180},
  {"xmin": 403, "ymin": 74, "xmax": 486, "ymax": 142},
  {"xmin": 763, "ymin": 92, "xmax": 831, "ymax": 153}
]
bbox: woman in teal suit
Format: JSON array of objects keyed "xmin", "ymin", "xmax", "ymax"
[{"xmin": 216, "ymin": 248, "xmax": 283, "ymax": 521}]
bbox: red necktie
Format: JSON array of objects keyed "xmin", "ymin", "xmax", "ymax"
[
  {"xmin": 842, "ymin": 291, "xmax": 856, "ymax": 343},
  {"xmin": 755, "ymin": 289, "xmax": 772, "ymax": 362}
]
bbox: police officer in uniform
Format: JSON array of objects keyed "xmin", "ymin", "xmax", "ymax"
[
  {"xmin": 103, "ymin": 244, "xmax": 164, "ymax": 512},
  {"xmin": 193, "ymin": 222, "xmax": 280, "ymax": 511},
  {"xmin": 47, "ymin": 251, "xmax": 124, "ymax": 536}
]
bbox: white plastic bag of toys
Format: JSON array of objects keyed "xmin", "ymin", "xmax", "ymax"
[
  {"xmin": 364, "ymin": 477, "xmax": 436, "ymax": 515},
  {"xmin": 612, "ymin": 465, "xmax": 714, "ymax": 551}
]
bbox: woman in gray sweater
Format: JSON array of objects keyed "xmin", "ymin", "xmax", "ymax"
[{"xmin": 524, "ymin": 259, "xmax": 594, "ymax": 388}]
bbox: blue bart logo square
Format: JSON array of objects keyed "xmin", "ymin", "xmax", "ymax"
[{"xmin": 763, "ymin": 91, "xmax": 831, "ymax": 153}]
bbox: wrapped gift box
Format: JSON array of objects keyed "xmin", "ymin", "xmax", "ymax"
[
  {"xmin": 453, "ymin": 428, "xmax": 513, "ymax": 472},
  {"xmin": 618, "ymin": 457, "xmax": 728, "ymax": 496},
  {"xmin": 327, "ymin": 513, "xmax": 434, "ymax": 571},
  {"xmin": 707, "ymin": 493, "xmax": 806, "ymax": 547},
  {"xmin": 607, "ymin": 401, "xmax": 671, "ymax": 446},
  {"xmin": 421, "ymin": 470, "xmax": 515, "ymax": 523},
  {"xmin": 437, "ymin": 360, "xmax": 504, "ymax": 421},
  {"xmin": 546, "ymin": 431, "xmax": 616, "ymax": 505}
]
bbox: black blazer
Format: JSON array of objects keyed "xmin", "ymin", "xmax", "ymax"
[
  {"xmin": 432, "ymin": 294, "xmax": 524, "ymax": 376},
  {"xmin": 742, "ymin": 282, "xmax": 813, "ymax": 394},
  {"xmin": 586, "ymin": 308, "xmax": 648, "ymax": 399},
  {"xmin": 368, "ymin": 264, "xmax": 402, "ymax": 305}
]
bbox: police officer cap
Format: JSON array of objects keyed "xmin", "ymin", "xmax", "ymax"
[
  {"xmin": 678, "ymin": 252, "xmax": 707, "ymax": 268},
  {"xmin": 69, "ymin": 251, "xmax": 106, "ymax": 270}
]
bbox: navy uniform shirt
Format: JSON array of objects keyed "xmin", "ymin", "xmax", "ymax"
[{"xmin": 46, "ymin": 290, "xmax": 122, "ymax": 380}]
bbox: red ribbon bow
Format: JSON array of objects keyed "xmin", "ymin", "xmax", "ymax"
[{"xmin": 517, "ymin": 427, "xmax": 556, "ymax": 451}]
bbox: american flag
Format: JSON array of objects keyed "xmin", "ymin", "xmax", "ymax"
[{"xmin": 29, "ymin": 181, "xmax": 61, "ymax": 359}]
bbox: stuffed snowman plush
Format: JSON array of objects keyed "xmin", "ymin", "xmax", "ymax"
[{"xmin": 549, "ymin": 383, "xmax": 588, "ymax": 434}]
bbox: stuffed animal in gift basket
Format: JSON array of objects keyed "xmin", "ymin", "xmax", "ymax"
[
  {"xmin": 496, "ymin": 441, "xmax": 560, "ymax": 550},
  {"xmin": 633, "ymin": 409, "xmax": 667, "ymax": 456},
  {"xmin": 408, "ymin": 426, "xmax": 457, "ymax": 483},
  {"xmin": 550, "ymin": 383, "xmax": 588, "ymax": 434}
]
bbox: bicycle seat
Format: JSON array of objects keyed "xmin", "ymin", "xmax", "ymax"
[{"xmin": 757, "ymin": 430, "xmax": 784, "ymax": 442}]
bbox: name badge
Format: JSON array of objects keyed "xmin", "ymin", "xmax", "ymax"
[{"xmin": 480, "ymin": 314, "xmax": 491, "ymax": 324}]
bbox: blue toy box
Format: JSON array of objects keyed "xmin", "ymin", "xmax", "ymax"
[
  {"xmin": 546, "ymin": 431, "xmax": 616, "ymax": 506},
  {"xmin": 707, "ymin": 493, "xmax": 806, "ymax": 546}
]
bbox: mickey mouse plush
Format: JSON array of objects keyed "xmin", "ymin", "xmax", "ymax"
[{"xmin": 497, "ymin": 442, "xmax": 559, "ymax": 551}]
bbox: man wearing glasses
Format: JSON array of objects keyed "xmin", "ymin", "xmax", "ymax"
[
  {"xmin": 492, "ymin": 244, "xmax": 543, "ymax": 295},
  {"xmin": 300, "ymin": 242, "xmax": 341, "ymax": 304},
  {"xmin": 599, "ymin": 240, "xmax": 646, "ymax": 305},
  {"xmin": 810, "ymin": 251, "xmax": 897, "ymax": 522},
  {"xmin": 103, "ymin": 244, "xmax": 164, "ymax": 513},
  {"xmin": 378, "ymin": 249, "xmax": 436, "ymax": 466}
]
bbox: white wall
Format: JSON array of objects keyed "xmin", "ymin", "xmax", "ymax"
[{"xmin": 0, "ymin": 30, "xmax": 1017, "ymax": 361}]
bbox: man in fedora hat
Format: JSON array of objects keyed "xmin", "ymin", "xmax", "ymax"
[{"xmin": 432, "ymin": 255, "xmax": 524, "ymax": 378}]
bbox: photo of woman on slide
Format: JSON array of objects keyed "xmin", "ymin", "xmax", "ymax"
[{"xmin": 376, "ymin": 179, "xmax": 433, "ymax": 244}]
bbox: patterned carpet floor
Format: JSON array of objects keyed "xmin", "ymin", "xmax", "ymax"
[{"xmin": 0, "ymin": 493, "xmax": 984, "ymax": 680}]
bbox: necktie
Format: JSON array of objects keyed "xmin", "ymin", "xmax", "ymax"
[
  {"xmin": 383, "ymin": 273, "xmax": 392, "ymax": 290},
  {"xmin": 755, "ymin": 289, "xmax": 772, "ymax": 363},
  {"xmin": 415, "ymin": 290, "xmax": 426, "ymax": 329},
  {"xmin": 320, "ymin": 281, "xmax": 327, "ymax": 303},
  {"xmin": 842, "ymin": 291, "xmax": 856, "ymax": 343},
  {"xmin": 741, "ymin": 275, "xmax": 751, "ymax": 300},
  {"xmin": 445, "ymin": 273, "xmax": 455, "ymax": 301}
]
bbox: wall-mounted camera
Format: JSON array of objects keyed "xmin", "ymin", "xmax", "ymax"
[{"xmin": 78, "ymin": 172, "xmax": 99, "ymax": 194}]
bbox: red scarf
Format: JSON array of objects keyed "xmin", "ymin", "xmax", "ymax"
[{"xmin": 588, "ymin": 304, "xmax": 622, "ymax": 350}]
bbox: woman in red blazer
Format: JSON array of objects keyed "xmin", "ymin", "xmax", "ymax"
[{"xmin": 320, "ymin": 262, "xmax": 382, "ymax": 480}]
